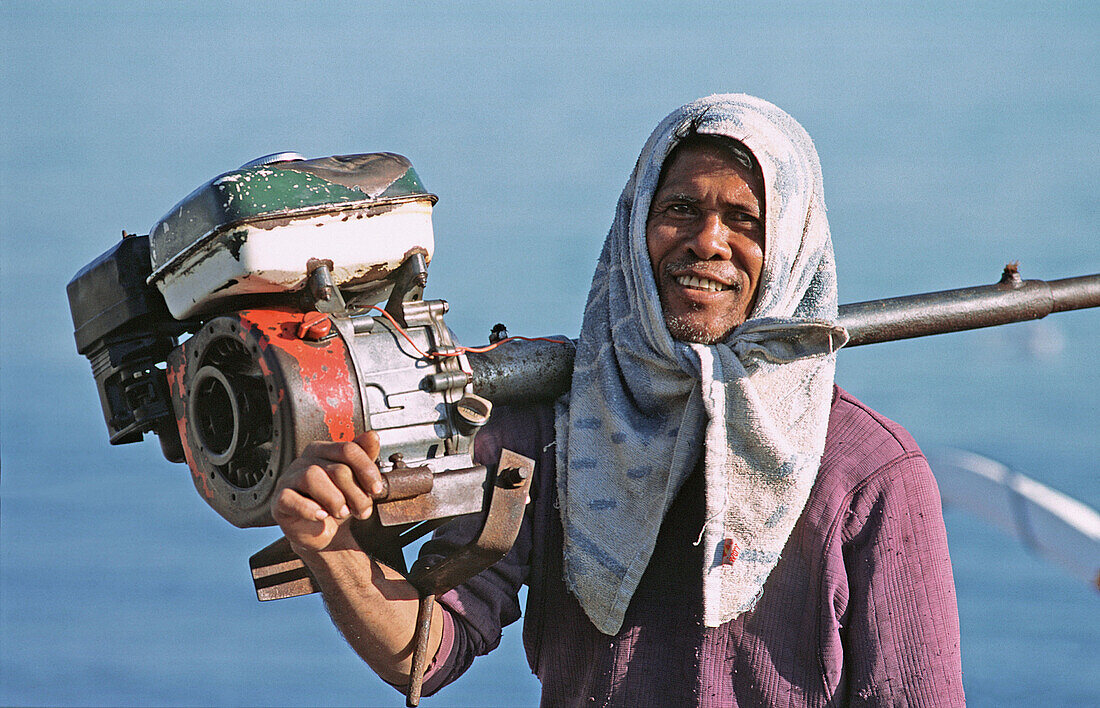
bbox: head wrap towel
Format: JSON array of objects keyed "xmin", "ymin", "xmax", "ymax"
[{"xmin": 555, "ymin": 94, "xmax": 848, "ymax": 634}]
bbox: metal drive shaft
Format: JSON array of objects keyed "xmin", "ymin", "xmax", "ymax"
[{"xmin": 469, "ymin": 268, "xmax": 1100, "ymax": 405}]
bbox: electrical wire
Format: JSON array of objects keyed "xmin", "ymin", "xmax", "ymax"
[{"xmin": 369, "ymin": 305, "xmax": 570, "ymax": 359}]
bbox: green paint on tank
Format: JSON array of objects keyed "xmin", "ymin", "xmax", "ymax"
[
  {"xmin": 217, "ymin": 169, "xmax": 369, "ymax": 210},
  {"xmin": 379, "ymin": 168, "xmax": 429, "ymax": 199}
]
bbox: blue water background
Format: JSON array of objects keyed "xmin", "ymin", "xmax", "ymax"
[{"xmin": 1, "ymin": 2, "xmax": 1096, "ymax": 705}]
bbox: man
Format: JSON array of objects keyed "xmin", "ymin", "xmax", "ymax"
[{"xmin": 273, "ymin": 94, "xmax": 965, "ymax": 705}]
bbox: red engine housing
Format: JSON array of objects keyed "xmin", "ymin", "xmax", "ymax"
[{"xmin": 166, "ymin": 308, "xmax": 364, "ymax": 527}]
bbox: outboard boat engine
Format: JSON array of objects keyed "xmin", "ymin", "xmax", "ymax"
[{"xmin": 68, "ymin": 152, "xmax": 495, "ymax": 529}]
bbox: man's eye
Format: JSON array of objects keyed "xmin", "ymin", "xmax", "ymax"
[{"xmin": 666, "ymin": 203, "xmax": 695, "ymax": 216}]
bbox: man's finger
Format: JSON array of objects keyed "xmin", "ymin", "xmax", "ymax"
[
  {"xmin": 274, "ymin": 486, "xmax": 330, "ymax": 524},
  {"xmin": 355, "ymin": 430, "xmax": 381, "ymax": 460},
  {"xmin": 272, "ymin": 487, "xmax": 343, "ymax": 553},
  {"xmin": 299, "ymin": 464, "xmax": 351, "ymax": 518},
  {"xmin": 320, "ymin": 439, "xmax": 384, "ymax": 499},
  {"xmin": 339, "ymin": 433, "xmax": 384, "ymax": 498},
  {"xmin": 327, "ymin": 462, "xmax": 374, "ymax": 519}
]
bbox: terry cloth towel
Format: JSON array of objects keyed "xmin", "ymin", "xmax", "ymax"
[{"xmin": 555, "ymin": 94, "xmax": 848, "ymax": 635}]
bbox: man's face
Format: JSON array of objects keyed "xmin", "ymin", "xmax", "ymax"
[{"xmin": 646, "ymin": 141, "xmax": 765, "ymax": 344}]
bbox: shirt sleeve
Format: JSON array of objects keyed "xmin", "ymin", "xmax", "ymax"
[{"xmin": 839, "ymin": 451, "xmax": 966, "ymax": 706}]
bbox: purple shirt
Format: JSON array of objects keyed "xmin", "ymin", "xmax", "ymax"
[{"xmin": 416, "ymin": 386, "xmax": 965, "ymax": 706}]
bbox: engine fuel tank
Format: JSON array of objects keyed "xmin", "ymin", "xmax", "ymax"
[{"xmin": 147, "ymin": 153, "xmax": 437, "ymax": 319}]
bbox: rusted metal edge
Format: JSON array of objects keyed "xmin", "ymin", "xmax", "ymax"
[
  {"xmin": 406, "ymin": 594, "xmax": 436, "ymax": 707},
  {"xmin": 406, "ymin": 449, "xmax": 535, "ymax": 596},
  {"xmin": 250, "ymin": 536, "xmax": 319, "ymax": 601}
]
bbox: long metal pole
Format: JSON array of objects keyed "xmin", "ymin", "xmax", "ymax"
[
  {"xmin": 840, "ymin": 270, "xmax": 1100, "ymax": 346},
  {"xmin": 469, "ymin": 269, "xmax": 1100, "ymax": 405}
]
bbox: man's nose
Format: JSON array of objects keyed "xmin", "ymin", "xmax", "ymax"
[{"xmin": 687, "ymin": 213, "xmax": 732, "ymax": 260}]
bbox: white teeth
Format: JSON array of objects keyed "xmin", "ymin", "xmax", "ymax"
[{"xmin": 675, "ymin": 275, "xmax": 729, "ymax": 292}]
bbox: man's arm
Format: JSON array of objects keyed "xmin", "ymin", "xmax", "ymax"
[
  {"xmin": 840, "ymin": 453, "xmax": 965, "ymax": 706},
  {"xmin": 272, "ymin": 431, "xmax": 443, "ymax": 686}
]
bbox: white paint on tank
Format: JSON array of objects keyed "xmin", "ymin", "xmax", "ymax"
[{"xmin": 153, "ymin": 200, "xmax": 435, "ymax": 319}]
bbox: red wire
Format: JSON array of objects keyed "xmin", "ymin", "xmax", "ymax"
[{"xmin": 369, "ymin": 305, "xmax": 570, "ymax": 359}]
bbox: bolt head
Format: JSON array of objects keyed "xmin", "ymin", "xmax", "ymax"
[{"xmin": 497, "ymin": 466, "xmax": 529, "ymax": 488}]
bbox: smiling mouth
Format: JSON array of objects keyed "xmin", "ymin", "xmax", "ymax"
[{"xmin": 673, "ymin": 274, "xmax": 736, "ymax": 293}]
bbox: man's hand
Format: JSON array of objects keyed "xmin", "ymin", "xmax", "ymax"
[
  {"xmin": 269, "ymin": 430, "xmax": 443, "ymax": 686},
  {"xmin": 273, "ymin": 431, "xmax": 386, "ymax": 553}
]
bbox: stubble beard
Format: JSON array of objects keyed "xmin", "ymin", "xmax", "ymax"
[
  {"xmin": 663, "ymin": 312, "xmax": 732, "ymax": 345},
  {"xmin": 660, "ymin": 281, "xmax": 745, "ymax": 345}
]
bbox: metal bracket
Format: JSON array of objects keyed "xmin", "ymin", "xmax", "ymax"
[
  {"xmin": 306, "ymin": 258, "xmax": 348, "ymax": 313},
  {"xmin": 384, "ymin": 252, "xmax": 429, "ymax": 326},
  {"xmin": 405, "ymin": 449, "xmax": 533, "ymax": 595},
  {"xmin": 403, "ymin": 448, "xmax": 534, "ymax": 706}
]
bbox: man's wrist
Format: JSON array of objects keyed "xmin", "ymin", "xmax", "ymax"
[
  {"xmin": 294, "ymin": 534, "xmax": 412, "ymax": 593},
  {"xmin": 286, "ymin": 521, "xmax": 361, "ymax": 559}
]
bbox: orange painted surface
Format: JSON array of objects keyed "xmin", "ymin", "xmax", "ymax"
[
  {"xmin": 238, "ymin": 309, "xmax": 357, "ymax": 443},
  {"xmin": 167, "ymin": 352, "xmax": 215, "ymax": 501}
]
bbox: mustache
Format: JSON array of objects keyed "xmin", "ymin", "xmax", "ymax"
[{"xmin": 661, "ymin": 257, "xmax": 744, "ymax": 292}]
